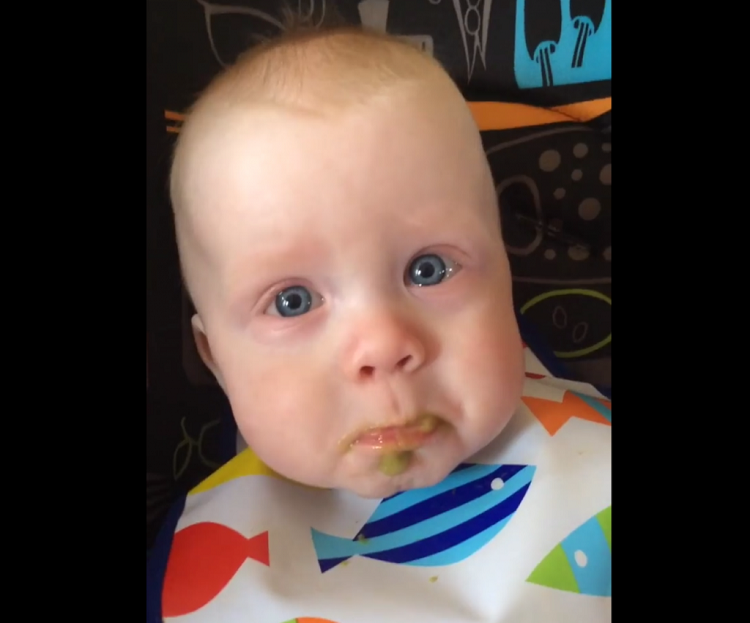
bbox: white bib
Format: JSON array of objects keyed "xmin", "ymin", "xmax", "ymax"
[{"xmin": 152, "ymin": 346, "xmax": 611, "ymax": 623}]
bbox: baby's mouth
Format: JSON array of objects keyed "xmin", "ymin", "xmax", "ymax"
[{"xmin": 351, "ymin": 414, "xmax": 442, "ymax": 452}]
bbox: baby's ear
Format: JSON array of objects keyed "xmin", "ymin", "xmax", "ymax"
[{"xmin": 191, "ymin": 315, "xmax": 226, "ymax": 389}]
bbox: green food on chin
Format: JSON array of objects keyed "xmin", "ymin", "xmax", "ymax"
[
  {"xmin": 379, "ymin": 451, "xmax": 412, "ymax": 477},
  {"xmin": 419, "ymin": 415, "xmax": 439, "ymax": 433}
]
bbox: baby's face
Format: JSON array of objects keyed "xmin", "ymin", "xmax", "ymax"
[{"xmin": 182, "ymin": 88, "xmax": 524, "ymax": 498}]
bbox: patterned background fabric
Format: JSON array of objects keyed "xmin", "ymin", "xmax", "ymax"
[{"xmin": 146, "ymin": 0, "xmax": 611, "ymax": 551}]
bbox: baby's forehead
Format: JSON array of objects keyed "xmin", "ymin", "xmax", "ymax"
[
  {"xmin": 188, "ymin": 128, "xmax": 490, "ymax": 265},
  {"xmin": 198, "ymin": 95, "xmax": 481, "ymax": 200},
  {"xmin": 185, "ymin": 75, "xmax": 477, "ymax": 188},
  {"xmin": 185, "ymin": 95, "xmax": 489, "ymax": 227},
  {"xmin": 173, "ymin": 29, "xmax": 494, "ymax": 269}
]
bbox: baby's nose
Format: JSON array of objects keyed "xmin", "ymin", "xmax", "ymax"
[{"xmin": 343, "ymin": 311, "xmax": 426, "ymax": 382}]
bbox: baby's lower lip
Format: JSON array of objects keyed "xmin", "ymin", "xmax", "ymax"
[{"xmin": 352, "ymin": 416, "xmax": 441, "ymax": 451}]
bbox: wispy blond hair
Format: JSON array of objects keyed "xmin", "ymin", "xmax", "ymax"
[{"xmin": 170, "ymin": 8, "xmax": 455, "ymax": 204}]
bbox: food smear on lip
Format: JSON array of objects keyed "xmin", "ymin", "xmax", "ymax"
[
  {"xmin": 352, "ymin": 414, "xmax": 441, "ymax": 451},
  {"xmin": 378, "ymin": 451, "xmax": 412, "ymax": 477}
]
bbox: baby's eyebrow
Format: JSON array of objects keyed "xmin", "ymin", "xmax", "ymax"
[
  {"xmin": 240, "ymin": 236, "xmax": 328, "ymax": 264},
  {"xmin": 221, "ymin": 240, "xmax": 326, "ymax": 304}
]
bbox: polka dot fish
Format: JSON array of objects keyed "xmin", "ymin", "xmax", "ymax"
[
  {"xmin": 527, "ymin": 506, "xmax": 611, "ymax": 596},
  {"xmin": 311, "ymin": 463, "xmax": 536, "ymax": 572}
]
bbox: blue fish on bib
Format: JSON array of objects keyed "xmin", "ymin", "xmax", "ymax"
[{"xmin": 311, "ymin": 462, "xmax": 536, "ymax": 573}]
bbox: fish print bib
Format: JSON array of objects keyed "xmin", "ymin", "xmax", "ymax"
[{"xmin": 147, "ymin": 345, "xmax": 611, "ymax": 622}]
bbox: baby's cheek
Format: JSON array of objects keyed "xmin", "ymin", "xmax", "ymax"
[
  {"xmin": 228, "ymin": 362, "xmax": 335, "ymax": 482},
  {"xmin": 452, "ymin": 311, "xmax": 523, "ymax": 400}
]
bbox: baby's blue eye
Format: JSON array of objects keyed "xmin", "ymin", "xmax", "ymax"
[
  {"xmin": 275, "ymin": 286, "xmax": 313, "ymax": 317},
  {"xmin": 407, "ymin": 254, "xmax": 451, "ymax": 287}
]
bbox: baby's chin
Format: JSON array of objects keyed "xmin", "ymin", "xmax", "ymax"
[
  {"xmin": 270, "ymin": 454, "xmax": 459, "ymax": 499},
  {"xmin": 254, "ymin": 416, "xmax": 514, "ymax": 499},
  {"xmin": 336, "ymin": 420, "xmax": 516, "ymax": 498},
  {"xmin": 342, "ymin": 462, "xmax": 457, "ymax": 499},
  {"xmin": 265, "ymin": 443, "xmax": 463, "ymax": 499}
]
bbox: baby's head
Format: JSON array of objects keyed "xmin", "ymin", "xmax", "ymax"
[{"xmin": 170, "ymin": 24, "xmax": 524, "ymax": 498}]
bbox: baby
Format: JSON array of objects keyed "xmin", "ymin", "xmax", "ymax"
[{"xmin": 170, "ymin": 24, "xmax": 524, "ymax": 500}]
